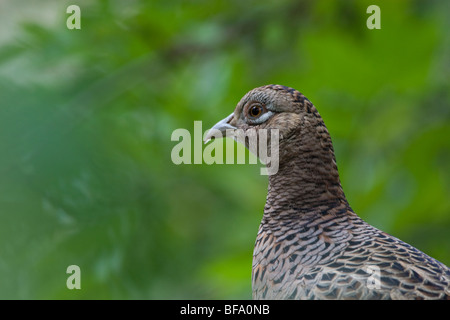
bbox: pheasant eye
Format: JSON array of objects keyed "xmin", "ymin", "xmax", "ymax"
[{"xmin": 249, "ymin": 105, "xmax": 263, "ymax": 118}]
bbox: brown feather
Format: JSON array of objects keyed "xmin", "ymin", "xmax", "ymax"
[{"xmin": 213, "ymin": 85, "xmax": 450, "ymax": 300}]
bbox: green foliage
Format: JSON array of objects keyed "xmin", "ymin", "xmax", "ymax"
[{"xmin": 0, "ymin": 0, "xmax": 448, "ymax": 299}]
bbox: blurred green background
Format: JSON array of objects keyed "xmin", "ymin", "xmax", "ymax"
[{"xmin": 0, "ymin": 0, "xmax": 449, "ymax": 299}]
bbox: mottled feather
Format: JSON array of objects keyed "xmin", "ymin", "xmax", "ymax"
[{"xmin": 210, "ymin": 85, "xmax": 450, "ymax": 300}]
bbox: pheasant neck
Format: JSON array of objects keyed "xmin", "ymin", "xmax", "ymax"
[{"xmin": 266, "ymin": 124, "xmax": 348, "ymax": 213}]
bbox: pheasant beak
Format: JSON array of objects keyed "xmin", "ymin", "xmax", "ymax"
[{"xmin": 204, "ymin": 113, "xmax": 236, "ymax": 143}]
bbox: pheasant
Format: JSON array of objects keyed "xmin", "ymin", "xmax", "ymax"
[{"xmin": 204, "ymin": 84, "xmax": 450, "ymax": 300}]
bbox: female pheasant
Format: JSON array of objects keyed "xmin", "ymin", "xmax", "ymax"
[{"xmin": 204, "ymin": 85, "xmax": 450, "ymax": 300}]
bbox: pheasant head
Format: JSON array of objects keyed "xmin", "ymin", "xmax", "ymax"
[{"xmin": 205, "ymin": 84, "xmax": 347, "ymax": 210}]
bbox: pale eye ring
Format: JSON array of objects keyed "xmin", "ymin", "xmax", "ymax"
[{"xmin": 248, "ymin": 104, "xmax": 263, "ymax": 118}]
